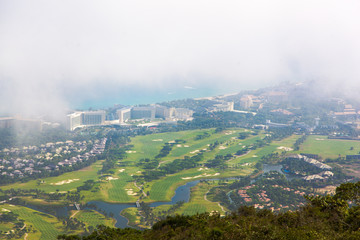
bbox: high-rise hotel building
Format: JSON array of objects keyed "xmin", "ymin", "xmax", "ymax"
[{"xmin": 66, "ymin": 111, "xmax": 105, "ymax": 131}]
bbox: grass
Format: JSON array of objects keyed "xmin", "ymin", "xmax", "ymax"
[
  {"xmin": 176, "ymin": 181, "xmax": 226, "ymax": 216},
  {"xmin": 181, "ymin": 204, "xmax": 207, "ymax": 215},
  {"xmin": 107, "ymin": 172, "xmax": 136, "ymax": 202},
  {"xmin": 149, "ymin": 169, "xmax": 200, "ymax": 201},
  {"xmin": 73, "ymin": 210, "xmax": 114, "ymax": 228},
  {"xmin": 120, "ymin": 207, "xmax": 141, "ymax": 226},
  {"xmin": 0, "ymin": 222, "xmax": 12, "ymax": 232},
  {"xmin": 299, "ymin": 135, "xmax": 360, "ymax": 159},
  {"xmin": 5, "ymin": 204, "xmax": 65, "ymax": 240}
]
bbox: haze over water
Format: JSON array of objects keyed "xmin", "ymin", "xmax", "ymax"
[{"xmin": 69, "ymin": 83, "xmax": 258, "ymax": 110}]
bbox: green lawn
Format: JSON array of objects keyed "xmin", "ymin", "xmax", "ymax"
[
  {"xmin": 0, "ymin": 222, "xmax": 12, "ymax": 232},
  {"xmin": 73, "ymin": 210, "xmax": 114, "ymax": 228},
  {"xmin": 107, "ymin": 172, "xmax": 135, "ymax": 202},
  {"xmin": 149, "ymin": 170, "xmax": 201, "ymax": 201},
  {"xmin": 181, "ymin": 204, "xmax": 207, "ymax": 215},
  {"xmin": 175, "ymin": 181, "xmax": 226, "ymax": 216},
  {"xmin": 299, "ymin": 135, "xmax": 360, "ymax": 159},
  {"xmin": 5, "ymin": 204, "xmax": 64, "ymax": 240}
]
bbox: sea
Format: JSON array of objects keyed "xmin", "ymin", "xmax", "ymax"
[{"xmin": 70, "ymin": 84, "xmax": 254, "ymax": 110}]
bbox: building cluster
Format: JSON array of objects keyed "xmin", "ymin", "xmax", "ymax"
[
  {"xmin": 116, "ymin": 105, "xmax": 194, "ymax": 123},
  {"xmin": 66, "ymin": 111, "xmax": 106, "ymax": 131},
  {"xmin": 57, "ymin": 138, "xmax": 106, "ymax": 167},
  {"xmin": 240, "ymin": 95, "xmax": 254, "ymax": 109},
  {"xmin": 0, "ymin": 117, "xmax": 42, "ymax": 131},
  {"xmin": 303, "ymin": 171, "xmax": 334, "ymax": 182},
  {"xmin": 292, "ymin": 154, "xmax": 332, "ymax": 170},
  {"xmin": 237, "ymin": 184, "xmax": 306, "ymax": 212},
  {"xmin": 238, "ymin": 188, "xmax": 253, "ymax": 203},
  {"xmin": 287, "ymin": 154, "xmax": 334, "ymax": 182},
  {"xmin": 210, "ymin": 101, "xmax": 234, "ymax": 112},
  {"xmin": 0, "ymin": 138, "xmax": 106, "ymax": 179},
  {"xmin": 66, "ymin": 105, "xmax": 194, "ymax": 130},
  {"xmin": 332, "ymin": 103, "xmax": 360, "ymax": 130},
  {"xmin": 333, "ymin": 104, "xmax": 358, "ymax": 121}
]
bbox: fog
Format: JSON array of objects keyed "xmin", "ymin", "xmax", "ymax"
[{"xmin": 1, "ymin": 0, "xmax": 360, "ymax": 118}]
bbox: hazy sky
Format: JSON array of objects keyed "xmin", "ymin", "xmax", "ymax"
[{"xmin": 1, "ymin": 0, "xmax": 360, "ymax": 117}]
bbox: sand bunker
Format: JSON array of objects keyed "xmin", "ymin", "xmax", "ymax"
[
  {"xmin": 168, "ymin": 140, "xmax": 176, "ymax": 144},
  {"xmin": 184, "ymin": 145, "xmax": 189, "ymax": 147},
  {"xmin": 137, "ymin": 171, "xmax": 142, "ymax": 173},
  {"xmin": 51, "ymin": 179, "xmax": 79, "ymax": 185},
  {"xmin": 219, "ymin": 146, "xmax": 227, "ymax": 150},
  {"xmin": 198, "ymin": 167, "xmax": 209, "ymax": 171},
  {"xmin": 125, "ymin": 150, "xmax": 136, "ymax": 153},
  {"xmin": 125, "ymin": 188, "xmax": 137, "ymax": 196},
  {"xmin": 2, "ymin": 208, "xmax": 11, "ymax": 212},
  {"xmin": 316, "ymin": 138, "xmax": 325, "ymax": 141},
  {"xmin": 252, "ymin": 155, "xmax": 258, "ymax": 158},
  {"xmin": 119, "ymin": 169, "xmax": 125, "ymax": 172},
  {"xmin": 177, "ymin": 144, "xmax": 182, "ymax": 147},
  {"xmin": 106, "ymin": 176, "xmax": 119, "ymax": 181},
  {"xmin": 190, "ymin": 150, "xmax": 200, "ymax": 154},
  {"xmin": 152, "ymin": 139, "xmax": 163, "ymax": 142},
  {"xmin": 225, "ymin": 131, "xmax": 235, "ymax": 135},
  {"xmin": 277, "ymin": 146, "xmax": 293, "ymax": 151},
  {"xmin": 182, "ymin": 173, "xmax": 220, "ymax": 180}
]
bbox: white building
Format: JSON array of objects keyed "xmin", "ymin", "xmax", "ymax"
[
  {"xmin": 66, "ymin": 111, "xmax": 105, "ymax": 131},
  {"xmin": 117, "ymin": 108, "xmax": 132, "ymax": 123},
  {"xmin": 240, "ymin": 95, "xmax": 253, "ymax": 109}
]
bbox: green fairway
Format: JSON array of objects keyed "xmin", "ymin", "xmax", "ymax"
[
  {"xmin": 175, "ymin": 181, "xmax": 226, "ymax": 216},
  {"xmin": 299, "ymin": 135, "xmax": 360, "ymax": 159},
  {"xmin": 181, "ymin": 204, "xmax": 207, "ymax": 215},
  {"xmin": 107, "ymin": 172, "xmax": 136, "ymax": 202},
  {"xmin": 73, "ymin": 210, "xmax": 114, "ymax": 228},
  {"xmin": 0, "ymin": 222, "xmax": 12, "ymax": 233},
  {"xmin": 149, "ymin": 170, "xmax": 200, "ymax": 201},
  {"xmin": 5, "ymin": 204, "xmax": 64, "ymax": 240}
]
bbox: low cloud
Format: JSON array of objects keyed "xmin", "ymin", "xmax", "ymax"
[{"xmin": 1, "ymin": 0, "xmax": 360, "ymax": 117}]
